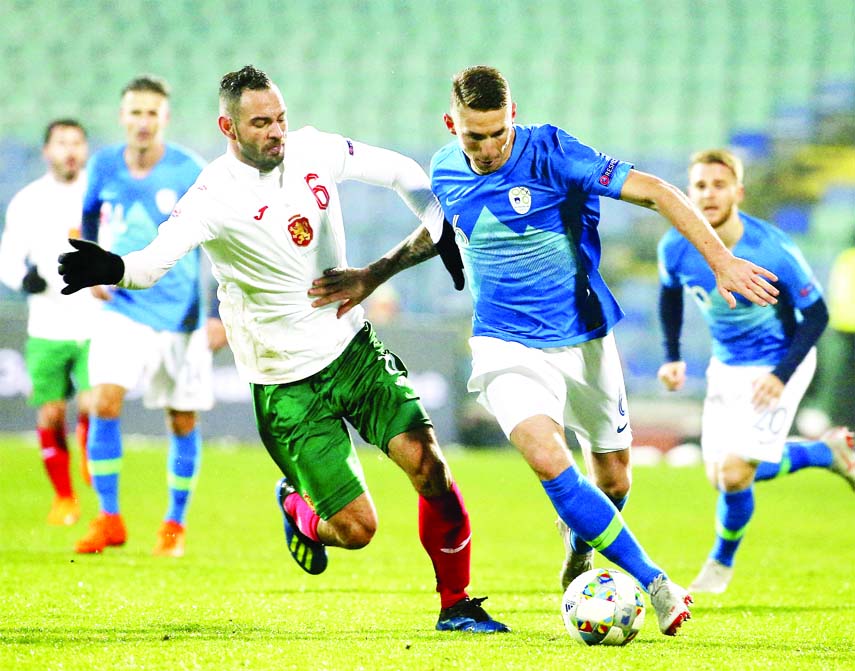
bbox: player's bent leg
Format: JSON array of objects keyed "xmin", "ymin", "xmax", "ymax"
[
  {"xmin": 544, "ymin": 465, "xmax": 694, "ymax": 635},
  {"xmin": 322, "ymin": 493, "xmax": 378, "ymax": 549},
  {"xmin": 698, "ymin": 457, "xmax": 756, "ymax": 589},
  {"xmin": 276, "ymin": 477, "xmax": 329, "ymax": 575},
  {"xmin": 824, "ymin": 426, "xmax": 855, "ymax": 490}
]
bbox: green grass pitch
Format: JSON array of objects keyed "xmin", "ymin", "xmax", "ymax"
[{"xmin": 1, "ymin": 434, "xmax": 854, "ymax": 670}]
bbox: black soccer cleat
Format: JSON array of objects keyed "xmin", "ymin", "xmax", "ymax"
[
  {"xmin": 276, "ymin": 477, "xmax": 328, "ymax": 575},
  {"xmin": 436, "ymin": 596, "xmax": 510, "ymax": 633}
]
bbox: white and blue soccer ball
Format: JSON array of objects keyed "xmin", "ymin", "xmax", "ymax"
[{"xmin": 561, "ymin": 567, "xmax": 645, "ymax": 645}]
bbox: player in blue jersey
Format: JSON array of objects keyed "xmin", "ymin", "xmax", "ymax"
[
  {"xmin": 308, "ymin": 66, "xmax": 779, "ymax": 636},
  {"xmin": 657, "ymin": 148, "xmax": 855, "ymax": 593},
  {"xmin": 75, "ymin": 75, "xmax": 221, "ymax": 557}
]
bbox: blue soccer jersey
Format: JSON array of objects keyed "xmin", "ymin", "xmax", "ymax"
[
  {"xmin": 657, "ymin": 212, "xmax": 822, "ymax": 366},
  {"xmin": 431, "ymin": 124, "xmax": 632, "ymax": 347},
  {"xmin": 82, "ymin": 144, "xmax": 205, "ymax": 332}
]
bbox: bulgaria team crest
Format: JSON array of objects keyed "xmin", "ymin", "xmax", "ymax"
[
  {"xmin": 508, "ymin": 186, "xmax": 531, "ymax": 214},
  {"xmin": 287, "ymin": 214, "xmax": 313, "ymax": 247}
]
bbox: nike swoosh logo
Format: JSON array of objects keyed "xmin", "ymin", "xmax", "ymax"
[
  {"xmin": 446, "ymin": 195, "xmax": 463, "ymax": 206},
  {"xmin": 617, "ymin": 423, "xmax": 628, "ymax": 433}
]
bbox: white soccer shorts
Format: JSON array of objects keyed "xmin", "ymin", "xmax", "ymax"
[
  {"xmin": 467, "ymin": 332, "xmax": 631, "ymax": 452},
  {"xmin": 88, "ymin": 308, "xmax": 214, "ymax": 412},
  {"xmin": 700, "ymin": 348, "xmax": 816, "ymax": 464}
]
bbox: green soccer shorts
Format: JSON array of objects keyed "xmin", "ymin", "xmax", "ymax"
[
  {"xmin": 25, "ymin": 337, "xmax": 91, "ymax": 406},
  {"xmin": 251, "ymin": 322, "xmax": 431, "ymax": 520}
]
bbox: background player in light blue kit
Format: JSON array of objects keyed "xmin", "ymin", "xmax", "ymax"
[
  {"xmin": 309, "ymin": 65, "xmax": 782, "ymax": 636},
  {"xmin": 657, "ymin": 148, "xmax": 855, "ymax": 594},
  {"xmin": 75, "ymin": 75, "xmax": 220, "ymax": 557}
]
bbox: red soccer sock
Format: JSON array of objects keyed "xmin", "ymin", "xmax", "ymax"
[
  {"xmin": 283, "ymin": 491, "xmax": 321, "ymax": 542},
  {"xmin": 419, "ymin": 482, "xmax": 471, "ymax": 609},
  {"xmin": 76, "ymin": 413, "xmax": 91, "ymax": 485},
  {"xmin": 38, "ymin": 427, "xmax": 73, "ymax": 498}
]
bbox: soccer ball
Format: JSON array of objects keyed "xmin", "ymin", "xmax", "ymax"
[{"xmin": 561, "ymin": 568, "xmax": 645, "ymax": 645}]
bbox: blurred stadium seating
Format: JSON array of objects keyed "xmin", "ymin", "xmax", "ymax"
[
  {"xmin": 0, "ymin": 0, "xmax": 853, "ymax": 415},
  {"xmin": 0, "ymin": 0, "xmax": 851, "ymax": 155}
]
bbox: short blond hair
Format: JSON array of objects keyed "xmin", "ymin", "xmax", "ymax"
[{"xmin": 689, "ymin": 148, "xmax": 744, "ymax": 183}]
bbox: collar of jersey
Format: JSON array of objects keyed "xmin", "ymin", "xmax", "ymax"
[{"xmin": 225, "ymin": 148, "xmax": 286, "ymax": 182}]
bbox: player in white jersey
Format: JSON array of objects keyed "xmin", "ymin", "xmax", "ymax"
[
  {"xmin": 657, "ymin": 148, "xmax": 855, "ymax": 593},
  {"xmin": 59, "ymin": 65, "xmax": 506, "ymax": 633},
  {"xmin": 0, "ymin": 119, "xmax": 99, "ymax": 525}
]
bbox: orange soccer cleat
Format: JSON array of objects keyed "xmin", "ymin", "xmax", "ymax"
[
  {"xmin": 152, "ymin": 520, "xmax": 186, "ymax": 558},
  {"xmin": 75, "ymin": 512, "xmax": 127, "ymax": 554},
  {"xmin": 47, "ymin": 496, "xmax": 80, "ymax": 526}
]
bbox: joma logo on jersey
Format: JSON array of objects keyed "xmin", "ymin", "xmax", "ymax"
[
  {"xmin": 508, "ymin": 186, "xmax": 531, "ymax": 214},
  {"xmin": 287, "ymin": 214, "xmax": 313, "ymax": 247}
]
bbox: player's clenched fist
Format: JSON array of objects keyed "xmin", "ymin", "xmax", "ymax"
[{"xmin": 657, "ymin": 361, "xmax": 687, "ymax": 392}]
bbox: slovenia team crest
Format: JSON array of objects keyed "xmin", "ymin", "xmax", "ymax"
[{"xmin": 508, "ymin": 186, "xmax": 531, "ymax": 214}]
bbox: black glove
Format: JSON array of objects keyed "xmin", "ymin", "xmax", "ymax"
[
  {"xmin": 21, "ymin": 265, "xmax": 47, "ymax": 294},
  {"xmin": 58, "ymin": 238, "xmax": 125, "ymax": 295},
  {"xmin": 435, "ymin": 219, "xmax": 465, "ymax": 291}
]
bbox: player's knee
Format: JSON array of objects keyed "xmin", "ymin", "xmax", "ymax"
[
  {"xmin": 333, "ymin": 516, "xmax": 377, "ymax": 549},
  {"xmin": 599, "ymin": 478, "xmax": 630, "ymax": 502},
  {"xmin": 718, "ymin": 462, "xmax": 754, "ymax": 492},
  {"xmin": 168, "ymin": 410, "xmax": 197, "ymax": 436},
  {"xmin": 37, "ymin": 402, "xmax": 66, "ymax": 430},
  {"xmin": 92, "ymin": 385, "xmax": 124, "ymax": 419},
  {"xmin": 93, "ymin": 397, "xmax": 122, "ymax": 419}
]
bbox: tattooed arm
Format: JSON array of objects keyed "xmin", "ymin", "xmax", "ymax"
[{"xmin": 309, "ymin": 226, "xmax": 437, "ymax": 319}]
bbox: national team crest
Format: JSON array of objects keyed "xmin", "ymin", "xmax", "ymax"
[
  {"xmin": 452, "ymin": 215, "xmax": 469, "ymax": 247},
  {"xmin": 508, "ymin": 186, "xmax": 531, "ymax": 214},
  {"xmin": 287, "ymin": 214, "xmax": 313, "ymax": 247}
]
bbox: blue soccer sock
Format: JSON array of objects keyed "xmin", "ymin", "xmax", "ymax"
[
  {"xmin": 165, "ymin": 428, "xmax": 202, "ymax": 525},
  {"xmin": 570, "ymin": 493, "xmax": 628, "ymax": 555},
  {"xmin": 88, "ymin": 417, "xmax": 122, "ymax": 515},
  {"xmin": 543, "ymin": 466, "xmax": 662, "ymax": 589},
  {"xmin": 710, "ymin": 487, "xmax": 754, "ymax": 567},
  {"xmin": 754, "ymin": 441, "xmax": 833, "ymax": 481}
]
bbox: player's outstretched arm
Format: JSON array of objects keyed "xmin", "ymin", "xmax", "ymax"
[
  {"xmin": 620, "ymin": 170, "xmax": 779, "ymax": 308},
  {"xmin": 57, "ymin": 239, "xmax": 124, "ymax": 295},
  {"xmin": 309, "ymin": 224, "xmax": 446, "ymax": 319}
]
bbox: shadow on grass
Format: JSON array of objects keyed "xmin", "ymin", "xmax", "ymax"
[{"xmin": 0, "ymin": 622, "xmax": 504, "ymax": 646}]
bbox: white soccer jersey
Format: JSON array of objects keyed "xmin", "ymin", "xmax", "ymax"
[
  {"xmin": 0, "ymin": 172, "xmax": 99, "ymax": 340},
  {"xmin": 120, "ymin": 126, "xmax": 444, "ymax": 384}
]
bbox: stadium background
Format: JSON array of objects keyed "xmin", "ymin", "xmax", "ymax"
[{"xmin": 0, "ymin": 0, "xmax": 853, "ymax": 445}]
